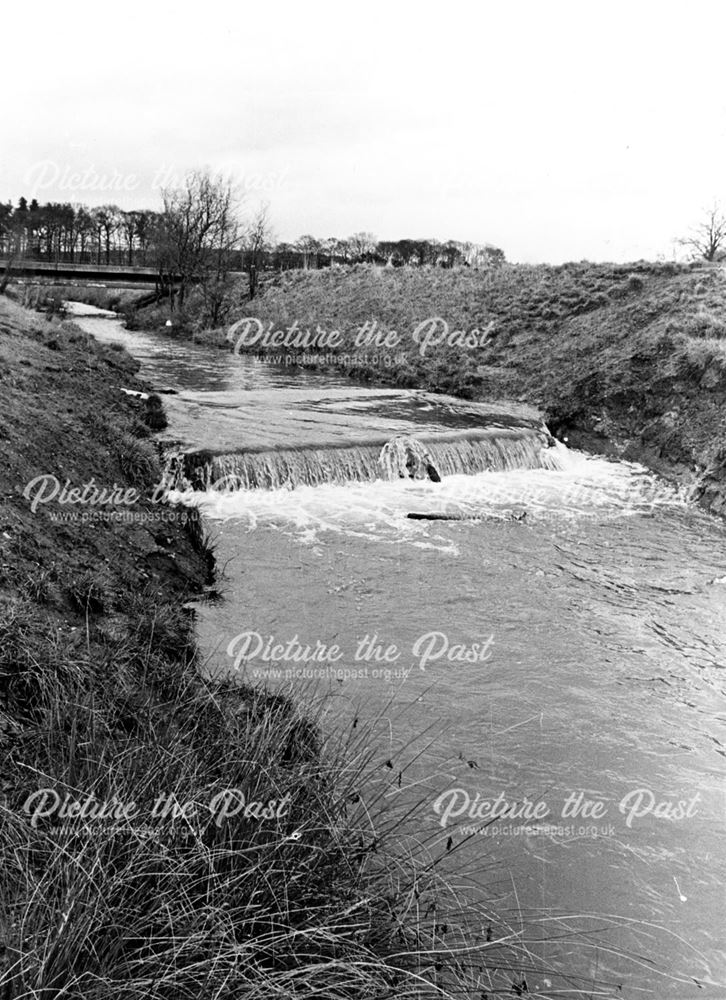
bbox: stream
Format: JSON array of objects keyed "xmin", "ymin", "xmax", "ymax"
[{"xmin": 72, "ymin": 304, "xmax": 726, "ymax": 997}]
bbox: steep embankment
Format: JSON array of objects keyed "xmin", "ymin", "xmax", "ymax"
[
  {"xmin": 219, "ymin": 261, "xmax": 726, "ymax": 515},
  {"xmin": 0, "ymin": 297, "xmax": 210, "ymax": 626}
]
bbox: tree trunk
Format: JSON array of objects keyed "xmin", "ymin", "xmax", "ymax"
[
  {"xmin": 0, "ymin": 249, "xmax": 18, "ymax": 294},
  {"xmin": 0, "ymin": 261, "xmax": 13, "ymax": 294}
]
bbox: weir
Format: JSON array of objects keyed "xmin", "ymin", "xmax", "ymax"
[{"xmin": 168, "ymin": 425, "xmax": 565, "ymax": 492}]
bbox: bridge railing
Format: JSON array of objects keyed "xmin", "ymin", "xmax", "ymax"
[
  {"xmin": 0, "ymin": 258, "xmax": 161, "ymax": 275},
  {"xmin": 0, "ymin": 249, "xmax": 160, "ymax": 268}
]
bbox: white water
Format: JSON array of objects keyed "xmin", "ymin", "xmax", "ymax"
[{"xmin": 168, "ymin": 445, "xmax": 688, "ymax": 551}]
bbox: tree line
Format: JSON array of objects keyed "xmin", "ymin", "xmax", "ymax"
[
  {"xmin": 0, "ymin": 193, "xmax": 505, "ymax": 273},
  {"xmin": 0, "ymin": 198, "xmax": 159, "ymax": 266},
  {"xmin": 0, "ymin": 171, "xmax": 507, "ymax": 323}
]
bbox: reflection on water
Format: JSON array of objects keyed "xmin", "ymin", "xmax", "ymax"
[{"xmin": 72, "ymin": 308, "xmax": 726, "ymax": 997}]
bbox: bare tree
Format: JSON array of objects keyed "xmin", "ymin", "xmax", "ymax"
[
  {"xmin": 328, "ymin": 237, "xmax": 352, "ymax": 263},
  {"xmin": 0, "ymin": 202, "xmax": 25, "ymax": 294},
  {"xmin": 678, "ymin": 204, "xmax": 726, "ymax": 262},
  {"xmin": 93, "ymin": 205, "xmax": 121, "ymax": 264},
  {"xmin": 156, "ymin": 170, "xmax": 241, "ymax": 315},
  {"xmin": 135, "ymin": 210, "xmax": 157, "ymax": 264},
  {"xmin": 294, "ymin": 234, "xmax": 321, "ymax": 270},
  {"xmin": 75, "ymin": 206, "xmax": 95, "ymax": 263},
  {"xmin": 120, "ymin": 210, "xmax": 142, "ymax": 265},
  {"xmin": 347, "ymin": 232, "xmax": 378, "ymax": 263},
  {"xmin": 241, "ymin": 203, "xmax": 273, "ymax": 299}
]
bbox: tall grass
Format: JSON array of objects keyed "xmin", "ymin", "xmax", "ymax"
[
  {"xmin": 220, "ymin": 261, "xmax": 691, "ymax": 396},
  {"xmin": 0, "ymin": 602, "xmax": 582, "ymax": 998}
]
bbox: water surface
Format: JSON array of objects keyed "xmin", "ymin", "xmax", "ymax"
[{"xmin": 72, "ymin": 306, "xmax": 726, "ymax": 997}]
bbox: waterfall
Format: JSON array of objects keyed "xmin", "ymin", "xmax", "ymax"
[
  {"xmin": 379, "ymin": 436, "xmax": 441, "ymax": 481},
  {"xmin": 167, "ymin": 425, "xmax": 565, "ymax": 492},
  {"xmin": 160, "ymin": 449, "xmax": 193, "ymax": 492}
]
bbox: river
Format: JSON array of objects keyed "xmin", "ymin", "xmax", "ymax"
[{"xmin": 72, "ymin": 305, "xmax": 726, "ymax": 998}]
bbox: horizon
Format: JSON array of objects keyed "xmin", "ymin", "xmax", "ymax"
[{"xmin": 3, "ymin": 0, "xmax": 725, "ymax": 265}]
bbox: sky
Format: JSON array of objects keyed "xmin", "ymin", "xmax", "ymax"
[{"xmin": 2, "ymin": 0, "xmax": 726, "ymax": 263}]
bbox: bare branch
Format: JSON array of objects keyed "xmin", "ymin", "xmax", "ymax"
[{"xmin": 677, "ymin": 203, "xmax": 726, "ymax": 261}]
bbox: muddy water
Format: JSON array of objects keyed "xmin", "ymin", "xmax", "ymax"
[{"xmin": 73, "ymin": 306, "xmax": 726, "ymax": 997}]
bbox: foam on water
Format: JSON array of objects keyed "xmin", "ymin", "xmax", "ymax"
[
  {"xmin": 173, "ymin": 425, "xmax": 563, "ymax": 491},
  {"xmin": 167, "ymin": 445, "xmax": 689, "ymax": 549}
]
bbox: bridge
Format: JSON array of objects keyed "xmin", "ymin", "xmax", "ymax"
[{"xmin": 0, "ymin": 258, "xmax": 169, "ymax": 285}]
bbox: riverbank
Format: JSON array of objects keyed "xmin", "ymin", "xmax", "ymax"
[
  {"xmin": 0, "ymin": 296, "xmax": 544, "ymax": 998},
  {"xmin": 4, "ymin": 281, "xmax": 149, "ymax": 317},
  {"xmin": 131, "ymin": 260, "xmax": 726, "ymax": 516}
]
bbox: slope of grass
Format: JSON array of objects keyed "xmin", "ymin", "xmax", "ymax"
[{"xmin": 217, "ymin": 261, "xmax": 689, "ymax": 394}]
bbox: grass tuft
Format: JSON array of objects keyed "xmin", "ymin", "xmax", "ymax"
[
  {"xmin": 117, "ymin": 434, "xmax": 160, "ymax": 487},
  {"xmin": 0, "ymin": 606, "xmax": 577, "ymax": 999},
  {"xmin": 143, "ymin": 394, "xmax": 168, "ymax": 431}
]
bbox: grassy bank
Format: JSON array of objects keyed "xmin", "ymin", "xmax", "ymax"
[
  {"xmin": 121, "ymin": 279, "xmax": 249, "ymax": 342},
  {"xmin": 0, "ymin": 297, "xmax": 581, "ymax": 998},
  {"xmin": 5, "ymin": 283, "xmax": 151, "ymax": 319},
  {"xmin": 184, "ymin": 260, "xmax": 726, "ymax": 515}
]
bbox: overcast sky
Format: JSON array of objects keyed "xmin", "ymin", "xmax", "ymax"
[{"xmin": 2, "ymin": 1, "xmax": 725, "ymax": 263}]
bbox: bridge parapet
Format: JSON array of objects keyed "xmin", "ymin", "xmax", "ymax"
[{"xmin": 0, "ymin": 259, "xmax": 177, "ymax": 284}]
